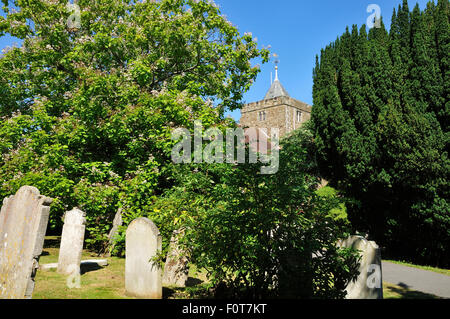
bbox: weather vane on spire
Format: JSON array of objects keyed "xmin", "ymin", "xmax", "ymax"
[{"xmin": 273, "ymin": 53, "xmax": 279, "ymax": 81}]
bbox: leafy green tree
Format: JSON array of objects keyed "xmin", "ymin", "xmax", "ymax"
[
  {"xmin": 312, "ymin": 0, "xmax": 449, "ymax": 267},
  {"xmin": 0, "ymin": 0, "xmax": 268, "ymax": 251}
]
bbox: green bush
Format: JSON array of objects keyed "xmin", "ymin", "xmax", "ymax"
[
  {"xmin": 136, "ymin": 127, "xmax": 360, "ymax": 299},
  {"xmin": 311, "ymin": 0, "xmax": 449, "ymax": 267},
  {"xmin": 315, "ymin": 186, "xmax": 349, "ymax": 222}
]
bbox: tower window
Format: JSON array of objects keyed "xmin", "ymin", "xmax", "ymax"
[
  {"xmin": 296, "ymin": 110, "xmax": 302, "ymax": 122},
  {"xmin": 258, "ymin": 111, "xmax": 267, "ymax": 121}
]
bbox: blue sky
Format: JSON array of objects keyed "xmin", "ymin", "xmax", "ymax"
[
  {"xmin": 216, "ymin": 0, "xmax": 432, "ymax": 121},
  {"xmin": 0, "ymin": 0, "xmax": 433, "ymax": 121}
]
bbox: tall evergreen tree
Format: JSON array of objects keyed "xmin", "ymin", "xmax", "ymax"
[
  {"xmin": 434, "ymin": 0, "xmax": 450, "ymax": 131},
  {"xmin": 312, "ymin": 0, "xmax": 449, "ymax": 267}
]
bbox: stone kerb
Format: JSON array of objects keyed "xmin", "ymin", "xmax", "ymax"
[
  {"xmin": 125, "ymin": 217, "xmax": 162, "ymax": 299},
  {"xmin": 338, "ymin": 235, "xmax": 383, "ymax": 299},
  {"xmin": 0, "ymin": 186, "xmax": 52, "ymax": 299},
  {"xmin": 57, "ymin": 208, "xmax": 86, "ymax": 276}
]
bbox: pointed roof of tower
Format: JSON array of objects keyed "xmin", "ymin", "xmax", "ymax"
[{"xmin": 264, "ymin": 64, "xmax": 290, "ymax": 100}]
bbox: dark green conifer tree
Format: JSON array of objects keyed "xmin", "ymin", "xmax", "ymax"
[
  {"xmin": 311, "ymin": 0, "xmax": 449, "ymax": 267},
  {"xmin": 433, "ymin": 0, "xmax": 450, "ymax": 131}
]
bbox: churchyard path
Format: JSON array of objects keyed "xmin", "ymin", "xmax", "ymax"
[{"xmin": 382, "ymin": 261, "xmax": 450, "ymax": 298}]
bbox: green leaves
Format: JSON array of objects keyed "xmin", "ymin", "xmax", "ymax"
[
  {"xmin": 145, "ymin": 128, "xmax": 359, "ymax": 299},
  {"xmin": 0, "ymin": 0, "xmax": 267, "ymax": 251},
  {"xmin": 312, "ymin": 0, "xmax": 449, "ymax": 267}
]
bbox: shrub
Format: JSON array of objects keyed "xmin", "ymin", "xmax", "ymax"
[{"xmin": 141, "ymin": 127, "xmax": 360, "ymax": 299}]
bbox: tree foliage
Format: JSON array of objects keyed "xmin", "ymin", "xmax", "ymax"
[
  {"xmin": 142, "ymin": 127, "xmax": 359, "ymax": 299},
  {"xmin": 0, "ymin": 0, "xmax": 268, "ymax": 251},
  {"xmin": 312, "ymin": 0, "xmax": 449, "ymax": 267},
  {"xmin": 0, "ymin": 0, "xmax": 361, "ymax": 298}
]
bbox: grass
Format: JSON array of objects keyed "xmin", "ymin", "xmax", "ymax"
[
  {"xmin": 34, "ymin": 247, "xmax": 132, "ymax": 299},
  {"xmin": 315, "ymin": 186, "xmax": 348, "ymax": 221},
  {"xmin": 33, "ymin": 236, "xmax": 211, "ymax": 299},
  {"xmin": 383, "ymin": 282, "xmax": 441, "ymax": 299},
  {"xmin": 383, "ymin": 260, "xmax": 450, "ymax": 276}
]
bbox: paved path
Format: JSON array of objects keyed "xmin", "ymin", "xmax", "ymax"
[{"xmin": 382, "ymin": 261, "xmax": 450, "ymax": 298}]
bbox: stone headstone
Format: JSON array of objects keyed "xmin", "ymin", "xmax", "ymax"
[
  {"xmin": 125, "ymin": 217, "xmax": 162, "ymax": 299},
  {"xmin": 162, "ymin": 229, "xmax": 189, "ymax": 287},
  {"xmin": 107, "ymin": 207, "xmax": 123, "ymax": 255},
  {"xmin": 0, "ymin": 186, "xmax": 52, "ymax": 299},
  {"xmin": 57, "ymin": 208, "xmax": 86, "ymax": 275},
  {"xmin": 338, "ymin": 235, "xmax": 383, "ymax": 299}
]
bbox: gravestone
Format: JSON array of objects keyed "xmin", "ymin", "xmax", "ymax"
[
  {"xmin": 107, "ymin": 207, "xmax": 123, "ymax": 255},
  {"xmin": 162, "ymin": 229, "xmax": 189, "ymax": 287},
  {"xmin": 338, "ymin": 235, "xmax": 383, "ymax": 299},
  {"xmin": 0, "ymin": 186, "xmax": 52, "ymax": 299},
  {"xmin": 57, "ymin": 208, "xmax": 86, "ymax": 275},
  {"xmin": 125, "ymin": 217, "xmax": 162, "ymax": 299}
]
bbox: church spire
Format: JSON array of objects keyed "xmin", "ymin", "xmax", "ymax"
[
  {"xmin": 274, "ymin": 54, "xmax": 279, "ymax": 81},
  {"xmin": 264, "ymin": 55, "xmax": 289, "ymax": 100}
]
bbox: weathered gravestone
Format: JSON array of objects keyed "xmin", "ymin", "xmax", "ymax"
[
  {"xmin": 107, "ymin": 207, "xmax": 123, "ymax": 256},
  {"xmin": 338, "ymin": 235, "xmax": 383, "ymax": 299},
  {"xmin": 162, "ymin": 229, "xmax": 189, "ymax": 287},
  {"xmin": 57, "ymin": 208, "xmax": 86, "ymax": 276},
  {"xmin": 125, "ymin": 217, "xmax": 162, "ymax": 299},
  {"xmin": 0, "ymin": 186, "xmax": 52, "ymax": 299}
]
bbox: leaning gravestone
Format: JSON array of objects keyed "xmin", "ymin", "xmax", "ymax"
[
  {"xmin": 338, "ymin": 235, "xmax": 383, "ymax": 299},
  {"xmin": 0, "ymin": 186, "xmax": 52, "ymax": 299},
  {"xmin": 125, "ymin": 217, "xmax": 162, "ymax": 299},
  {"xmin": 162, "ymin": 229, "xmax": 189, "ymax": 287},
  {"xmin": 107, "ymin": 207, "xmax": 123, "ymax": 256},
  {"xmin": 57, "ymin": 208, "xmax": 86, "ymax": 276}
]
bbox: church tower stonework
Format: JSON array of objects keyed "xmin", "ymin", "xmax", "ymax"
[{"xmin": 240, "ymin": 65, "xmax": 312, "ymax": 137}]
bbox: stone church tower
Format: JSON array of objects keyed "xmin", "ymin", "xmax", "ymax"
[{"xmin": 240, "ymin": 65, "xmax": 312, "ymax": 137}]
